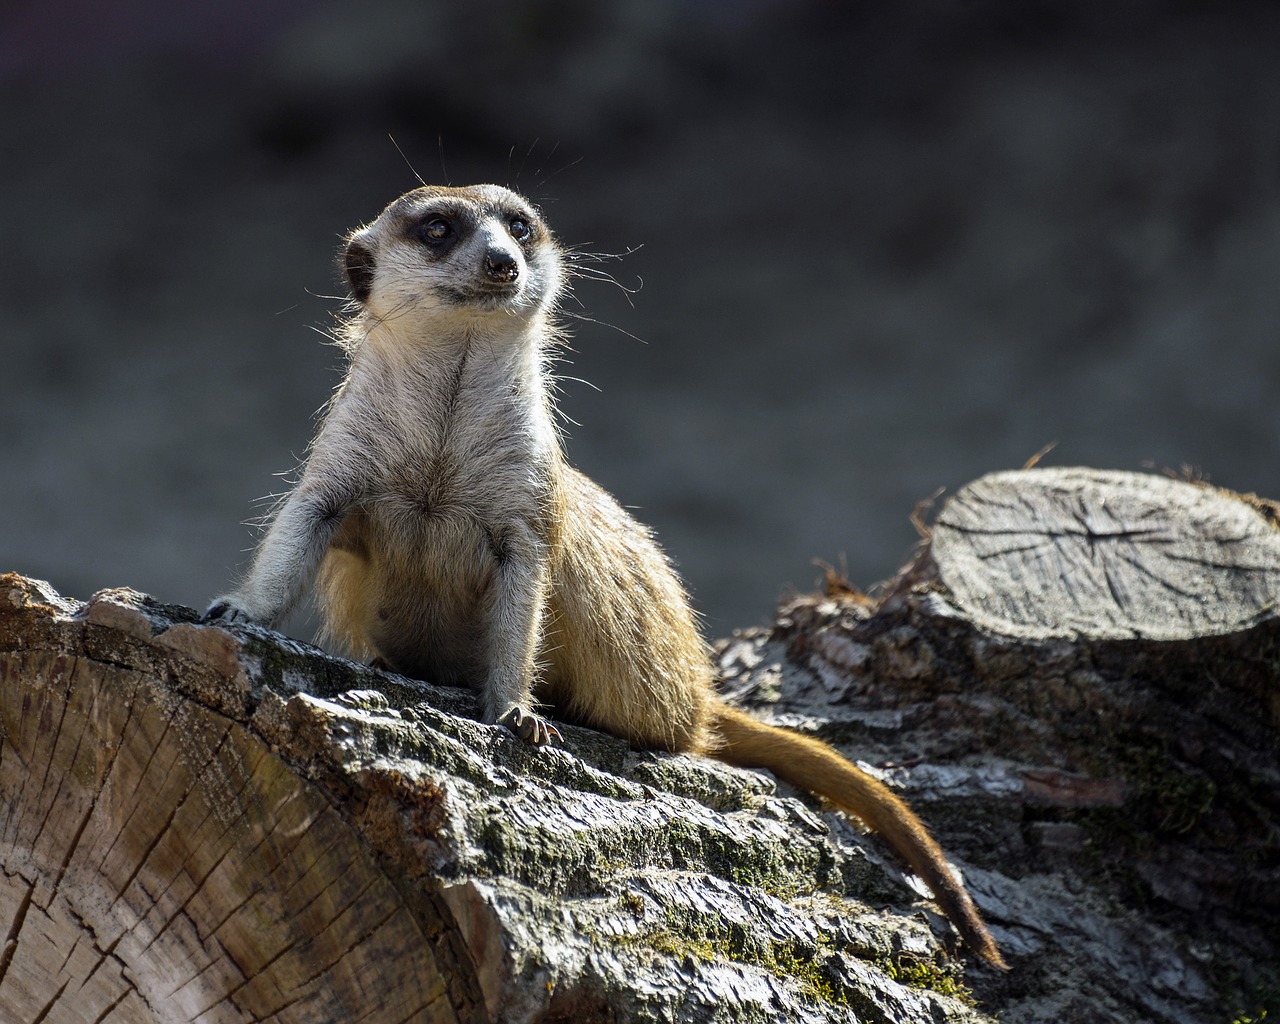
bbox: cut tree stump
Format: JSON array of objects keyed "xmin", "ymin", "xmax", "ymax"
[
  {"xmin": 0, "ymin": 467, "xmax": 1276, "ymax": 1024},
  {"xmin": 0, "ymin": 579, "xmax": 969, "ymax": 1024},
  {"xmin": 929, "ymin": 467, "xmax": 1280, "ymax": 640}
]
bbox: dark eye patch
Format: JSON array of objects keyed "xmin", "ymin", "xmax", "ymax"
[{"xmin": 402, "ymin": 201, "xmax": 474, "ymax": 250}]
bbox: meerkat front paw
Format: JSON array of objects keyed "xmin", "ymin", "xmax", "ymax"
[
  {"xmin": 202, "ymin": 595, "xmax": 261, "ymax": 625},
  {"xmin": 498, "ymin": 706, "xmax": 562, "ymax": 747}
]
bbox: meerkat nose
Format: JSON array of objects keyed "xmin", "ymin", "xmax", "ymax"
[{"xmin": 485, "ymin": 247, "xmax": 520, "ymax": 283}]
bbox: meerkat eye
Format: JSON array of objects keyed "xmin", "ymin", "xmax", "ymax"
[
  {"xmin": 418, "ymin": 216, "xmax": 452, "ymax": 243},
  {"xmin": 509, "ymin": 217, "xmax": 532, "ymax": 243}
]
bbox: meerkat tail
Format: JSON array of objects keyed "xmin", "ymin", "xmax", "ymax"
[{"xmin": 709, "ymin": 702, "xmax": 1008, "ymax": 969}]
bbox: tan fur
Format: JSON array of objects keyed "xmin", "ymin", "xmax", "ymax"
[
  {"xmin": 540, "ymin": 466, "xmax": 715, "ymax": 753},
  {"xmin": 207, "ymin": 184, "xmax": 1005, "ymax": 968}
]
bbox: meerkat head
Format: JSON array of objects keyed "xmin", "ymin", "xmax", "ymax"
[{"xmin": 340, "ymin": 184, "xmax": 562, "ymax": 330}]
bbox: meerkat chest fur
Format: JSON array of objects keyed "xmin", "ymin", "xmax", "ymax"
[{"xmin": 342, "ymin": 329, "xmax": 560, "ymax": 550}]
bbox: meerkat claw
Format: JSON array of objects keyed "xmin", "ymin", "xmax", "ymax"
[{"xmin": 499, "ymin": 707, "xmax": 561, "ymax": 747}]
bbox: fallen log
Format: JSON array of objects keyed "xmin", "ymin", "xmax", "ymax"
[{"xmin": 0, "ymin": 581, "xmax": 970, "ymax": 1024}]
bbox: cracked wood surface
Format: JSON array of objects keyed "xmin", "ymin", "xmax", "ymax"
[
  {"xmin": 931, "ymin": 468, "xmax": 1280, "ymax": 640},
  {"xmin": 0, "ymin": 584, "xmax": 471, "ymax": 1024},
  {"xmin": 0, "ymin": 575, "xmax": 983, "ymax": 1024}
]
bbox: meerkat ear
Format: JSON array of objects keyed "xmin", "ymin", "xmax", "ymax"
[{"xmin": 343, "ymin": 238, "xmax": 376, "ymax": 304}]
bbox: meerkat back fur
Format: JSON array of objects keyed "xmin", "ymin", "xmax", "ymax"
[{"xmin": 205, "ymin": 184, "xmax": 1004, "ymax": 967}]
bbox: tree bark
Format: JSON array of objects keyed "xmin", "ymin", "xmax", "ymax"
[{"xmin": 0, "ymin": 578, "xmax": 974, "ymax": 1024}]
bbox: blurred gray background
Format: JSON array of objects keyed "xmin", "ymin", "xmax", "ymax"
[{"xmin": 3, "ymin": 1, "xmax": 1279, "ymax": 639}]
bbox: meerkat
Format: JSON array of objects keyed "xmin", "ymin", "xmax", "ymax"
[{"xmin": 205, "ymin": 184, "xmax": 1006, "ymax": 969}]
